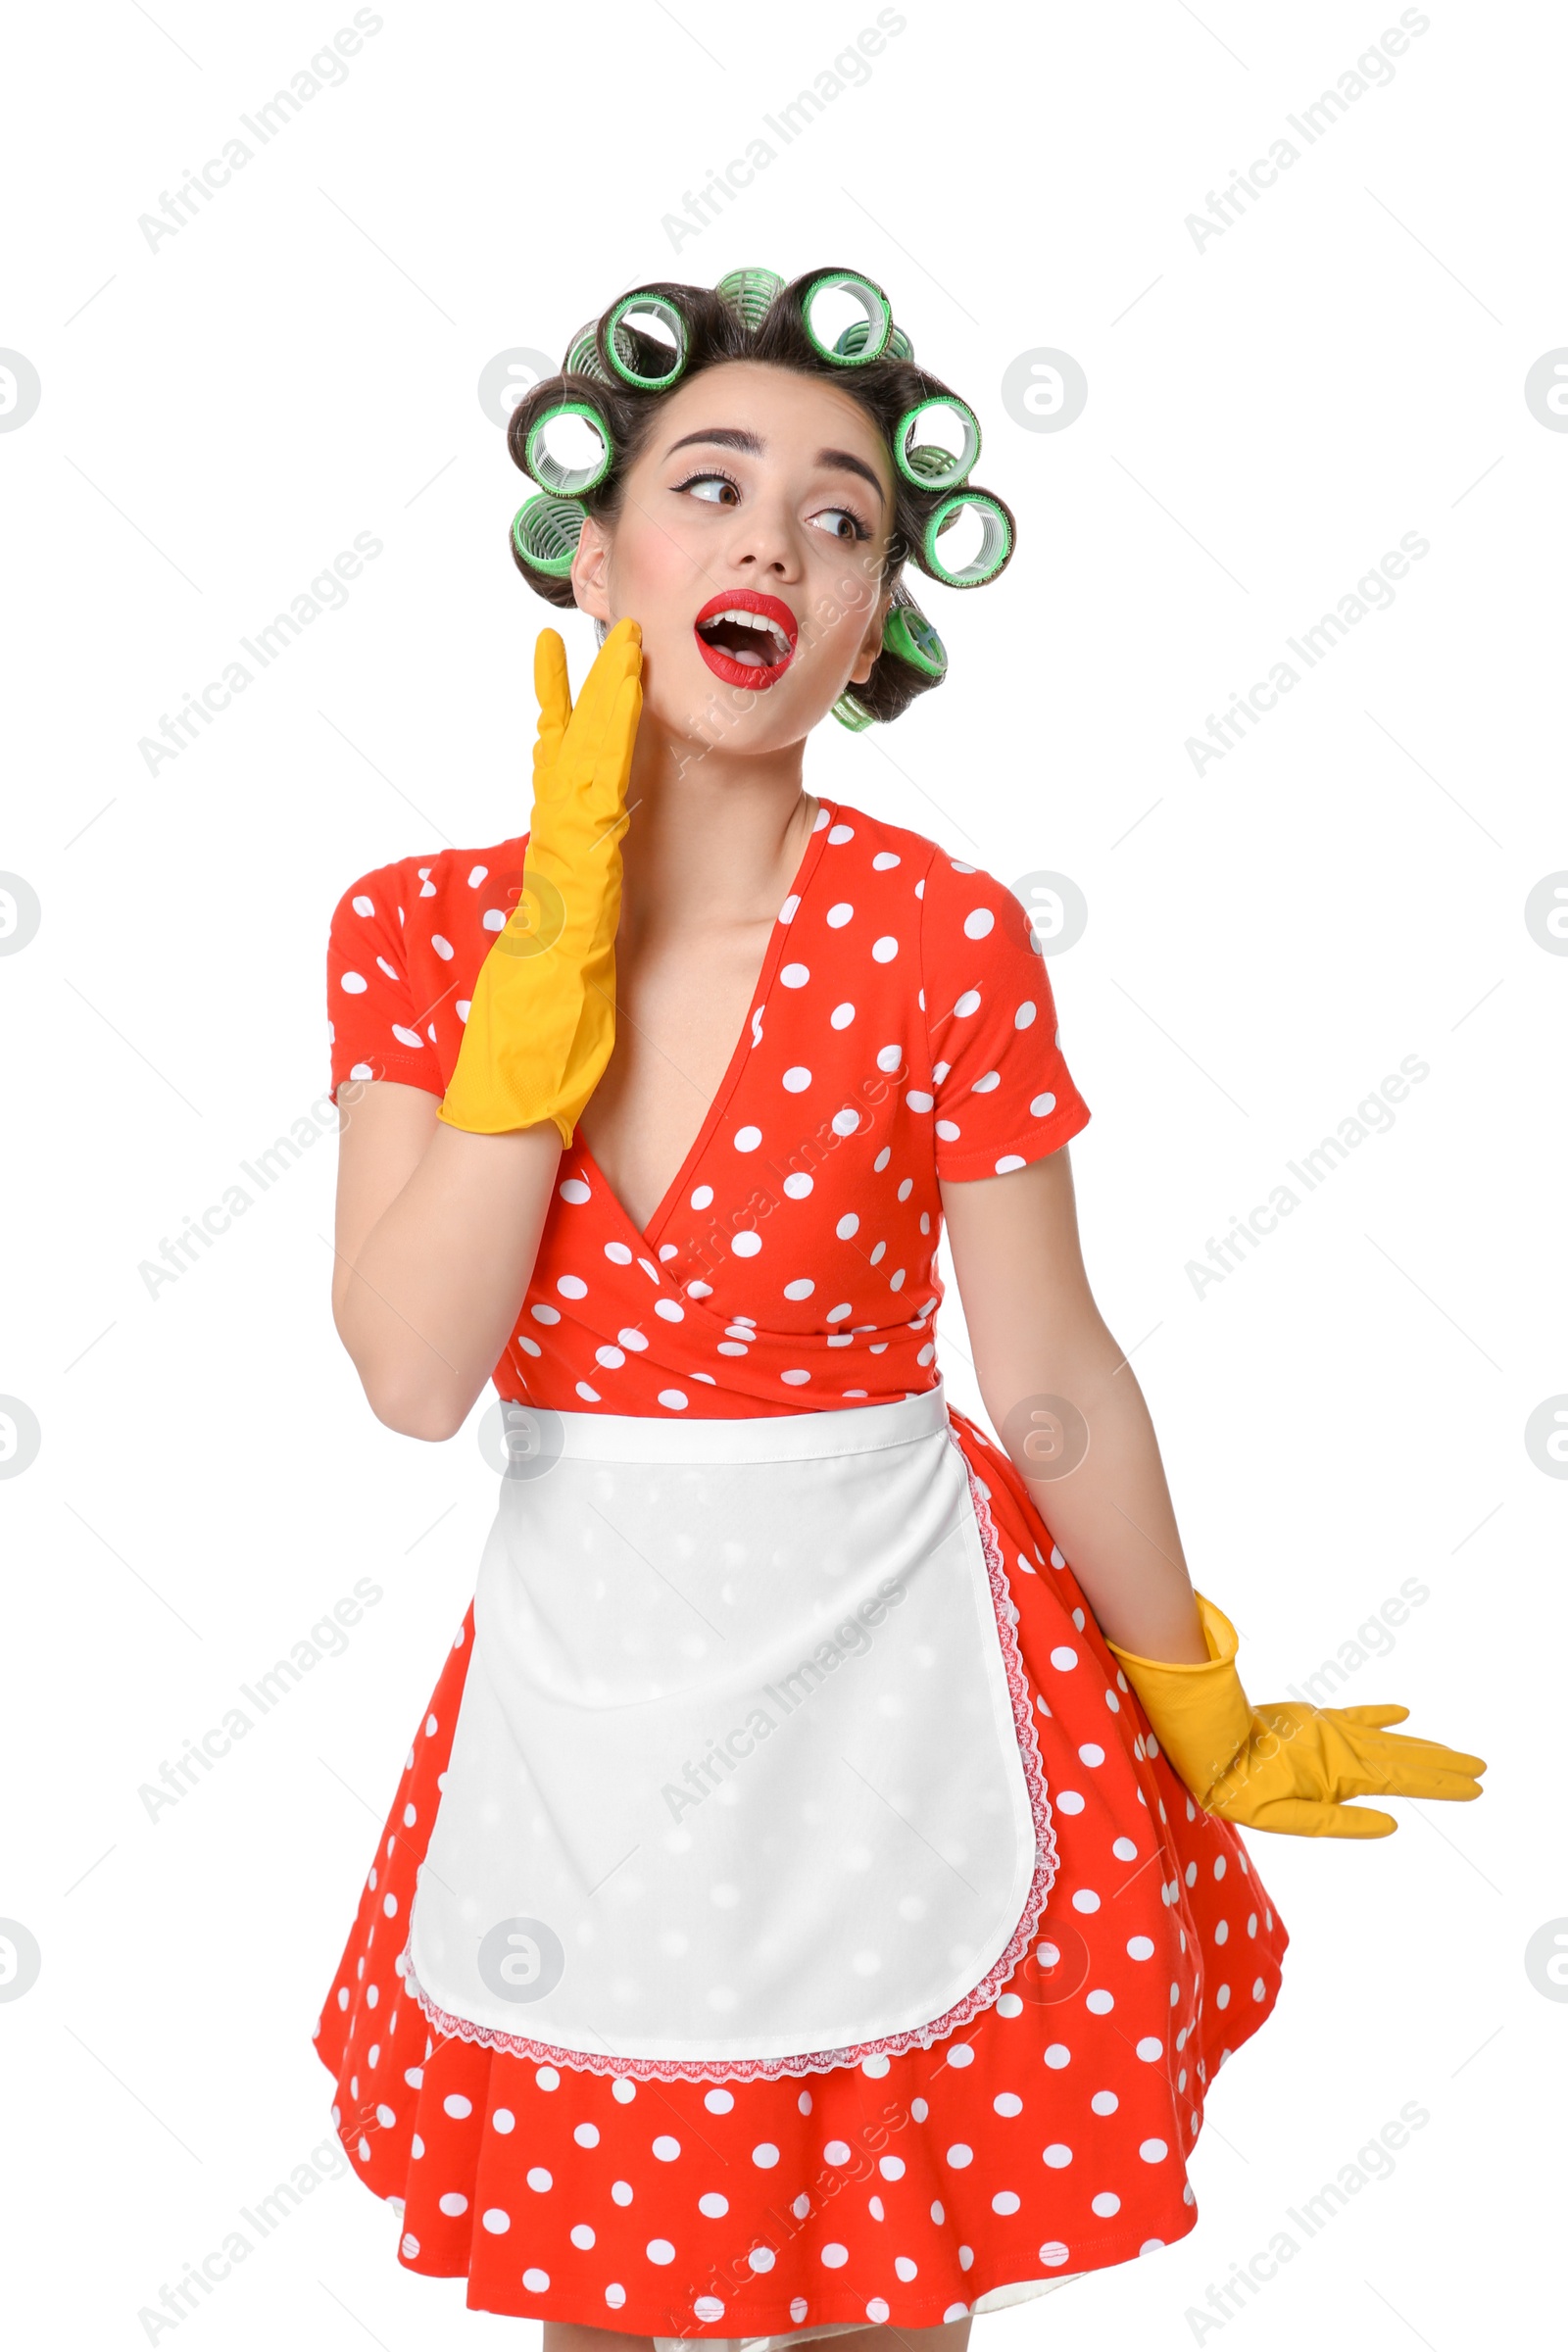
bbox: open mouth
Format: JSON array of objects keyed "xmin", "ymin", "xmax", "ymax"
[{"xmin": 692, "ymin": 590, "xmax": 798, "ymax": 690}]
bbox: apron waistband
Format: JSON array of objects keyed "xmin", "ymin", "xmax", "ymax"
[{"xmin": 499, "ymin": 1381, "xmax": 952, "ymax": 1467}]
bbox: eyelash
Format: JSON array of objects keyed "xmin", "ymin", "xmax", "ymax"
[{"xmin": 669, "ymin": 466, "xmax": 874, "ymax": 544}]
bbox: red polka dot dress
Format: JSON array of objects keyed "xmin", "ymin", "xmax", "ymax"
[{"xmin": 316, "ymin": 800, "xmax": 1289, "ymax": 2337}]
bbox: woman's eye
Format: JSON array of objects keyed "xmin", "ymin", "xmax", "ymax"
[
  {"xmin": 810, "ymin": 508, "xmax": 869, "ymax": 543},
  {"xmin": 680, "ymin": 472, "xmax": 739, "ymax": 506}
]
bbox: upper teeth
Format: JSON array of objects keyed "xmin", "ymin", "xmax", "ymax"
[{"xmin": 703, "ymin": 609, "xmax": 791, "ymax": 657}]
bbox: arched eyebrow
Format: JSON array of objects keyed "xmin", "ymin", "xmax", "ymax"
[{"xmin": 662, "ymin": 426, "xmax": 887, "ymax": 509}]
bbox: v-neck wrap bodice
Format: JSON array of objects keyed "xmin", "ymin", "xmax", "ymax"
[{"xmin": 326, "ymin": 800, "xmax": 1090, "ymax": 1420}]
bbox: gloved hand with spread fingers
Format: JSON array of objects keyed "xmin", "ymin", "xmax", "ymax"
[
  {"xmin": 439, "ymin": 618, "xmax": 642, "ymax": 1147},
  {"xmin": 1106, "ymin": 1593, "xmax": 1487, "ymax": 1838}
]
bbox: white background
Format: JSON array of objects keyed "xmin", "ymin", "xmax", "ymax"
[{"xmin": 1, "ymin": 1, "xmax": 1561, "ymax": 2344}]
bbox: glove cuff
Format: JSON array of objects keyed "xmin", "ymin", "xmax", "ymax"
[
  {"xmin": 1105, "ymin": 1591, "xmax": 1256, "ymax": 1805},
  {"xmin": 435, "ymin": 1096, "xmax": 574, "ymax": 1149},
  {"xmin": 1103, "ymin": 1591, "xmax": 1238, "ymax": 1673}
]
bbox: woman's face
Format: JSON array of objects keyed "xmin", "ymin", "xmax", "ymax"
[{"xmin": 570, "ymin": 360, "xmax": 899, "ymax": 758}]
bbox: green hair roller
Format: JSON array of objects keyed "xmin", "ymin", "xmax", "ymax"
[
  {"xmin": 716, "ymin": 268, "xmax": 786, "ymax": 328},
  {"xmin": 523, "ymin": 399, "xmax": 614, "ymax": 499},
  {"xmin": 918, "ymin": 491, "xmax": 1014, "ymax": 589},
  {"xmin": 882, "ymin": 597, "xmax": 948, "ymax": 679},
  {"xmin": 893, "ymin": 396, "xmax": 981, "ymax": 493},
  {"xmin": 802, "ymin": 270, "xmax": 893, "ymax": 367},
  {"xmin": 562, "ymin": 321, "xmax": 612, "ymax": 384},
  {"xmin": 511, "ymin": 494, "xmax": 587, "ymax": 578},
  {"xmin": 604, "ymin": 291, "xmax": 690, "ymax": 389},
  {"xmin": 830, "ymin": 688, "xmax": 877, "ymax": 731},
  {"xmin": 836, "ymin": 318, "xmax": 913, "ymax": 363}
]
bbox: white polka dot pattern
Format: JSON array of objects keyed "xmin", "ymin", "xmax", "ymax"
[
  {"xmin": 317, "ymin": 805, "xmax": 1284, "ymax": 2338},
  {"xmin": 326, "ymin": 805, "xmax": 1089, "ymax": 1421},
  {"xmin": 316, "ymin": 1455, "xmax": 1287, "ymax": 2339}
]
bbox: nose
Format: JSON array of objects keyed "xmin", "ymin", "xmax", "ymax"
[{"xmin": 722, "ymin": 491, "xmax": 803, "ymax": 581}]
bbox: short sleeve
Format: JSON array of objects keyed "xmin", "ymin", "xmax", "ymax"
[
  {"xmin": 918, "ymin": 854, "xmax": 1090, "ymax": 1180},
  {"xmin": 325, "ymin": 863, "xmax": 443, "ymax": 1100}
]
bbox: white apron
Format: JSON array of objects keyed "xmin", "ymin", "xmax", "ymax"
[{"xmin": 403, "ymin": 1384, "xmax": 1054, "ymax": 2081}]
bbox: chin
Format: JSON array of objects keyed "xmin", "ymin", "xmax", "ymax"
[{"xmin": 643, "ymin": 659, "xmax": 829, "ymax": 759}]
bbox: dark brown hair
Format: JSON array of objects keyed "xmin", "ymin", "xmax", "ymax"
[{"xmin": 505, "ymin": 269, "xmax": 1015, "ymax": 724}]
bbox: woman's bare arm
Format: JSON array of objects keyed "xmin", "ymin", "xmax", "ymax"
[
  {"xmin": 940, "ymin": 1146, "xmax": 1208, "ymax": 1663},
  {"xmin": 330, "ymin": 1079, "xmax": 563, "ymax": 1442}
]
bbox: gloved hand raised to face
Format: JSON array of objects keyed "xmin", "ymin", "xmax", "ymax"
[
  {"xmin": 1106, "ymin": 1593, "xmax": 1488, "ymax": 1838},
  {"xmin": 439, "ymin": 618, "xmax": 642, "ymax": 1147}
]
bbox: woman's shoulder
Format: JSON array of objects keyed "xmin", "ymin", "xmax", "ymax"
[
  {"xmin": 821, "ymin": 802, "xmax": 1035, "ymax": 949},
  {"xmin": 327, "ymin": 833, "xmax": 527, "ymax": 960},
  {"xmin": 819, "ymin": 798, "xmax": 942, "ymax": 871},
  {"xmin": 324, "ymin": 834, "xmax": 529, "ymax": 1092},
  {"xmin": 821, "ymin": 804, "xmax": 1086, "ymax": 1178}
]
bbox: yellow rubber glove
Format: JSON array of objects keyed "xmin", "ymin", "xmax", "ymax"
[
  {"xmin": 438, "ymin": 618, "xmax": 642, "ymax": 1146},
  {"xmin": 1106, "ymin": 1593, "xmax": 1487, "ymax": 1838}
]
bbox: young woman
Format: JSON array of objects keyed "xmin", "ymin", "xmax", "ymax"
[{"xmin": 316, "ymin": 269, "xmax": 1485, "ymax": 2351}]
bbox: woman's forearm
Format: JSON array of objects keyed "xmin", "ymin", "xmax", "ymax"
[
  {"xmin": 332, "ymin": 1089, "xmax": 562, "ymax": 1442},
  {"xmin": 942, "ymin": 1151, "xmax": 1209, "ymax": 1664},
  {"xmin": 977, "ymin": 1324, "xmax": 1208, "ymax": 1663}
]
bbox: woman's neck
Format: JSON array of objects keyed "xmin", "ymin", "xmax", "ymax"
[{"xmin": 616, "ymin": 710, "xmax": 821, "ymax": 947}]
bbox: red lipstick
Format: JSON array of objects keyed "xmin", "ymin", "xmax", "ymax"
[{"xmin": 692, "ymin": 590, "xmax": 799, "ymax": 691}]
